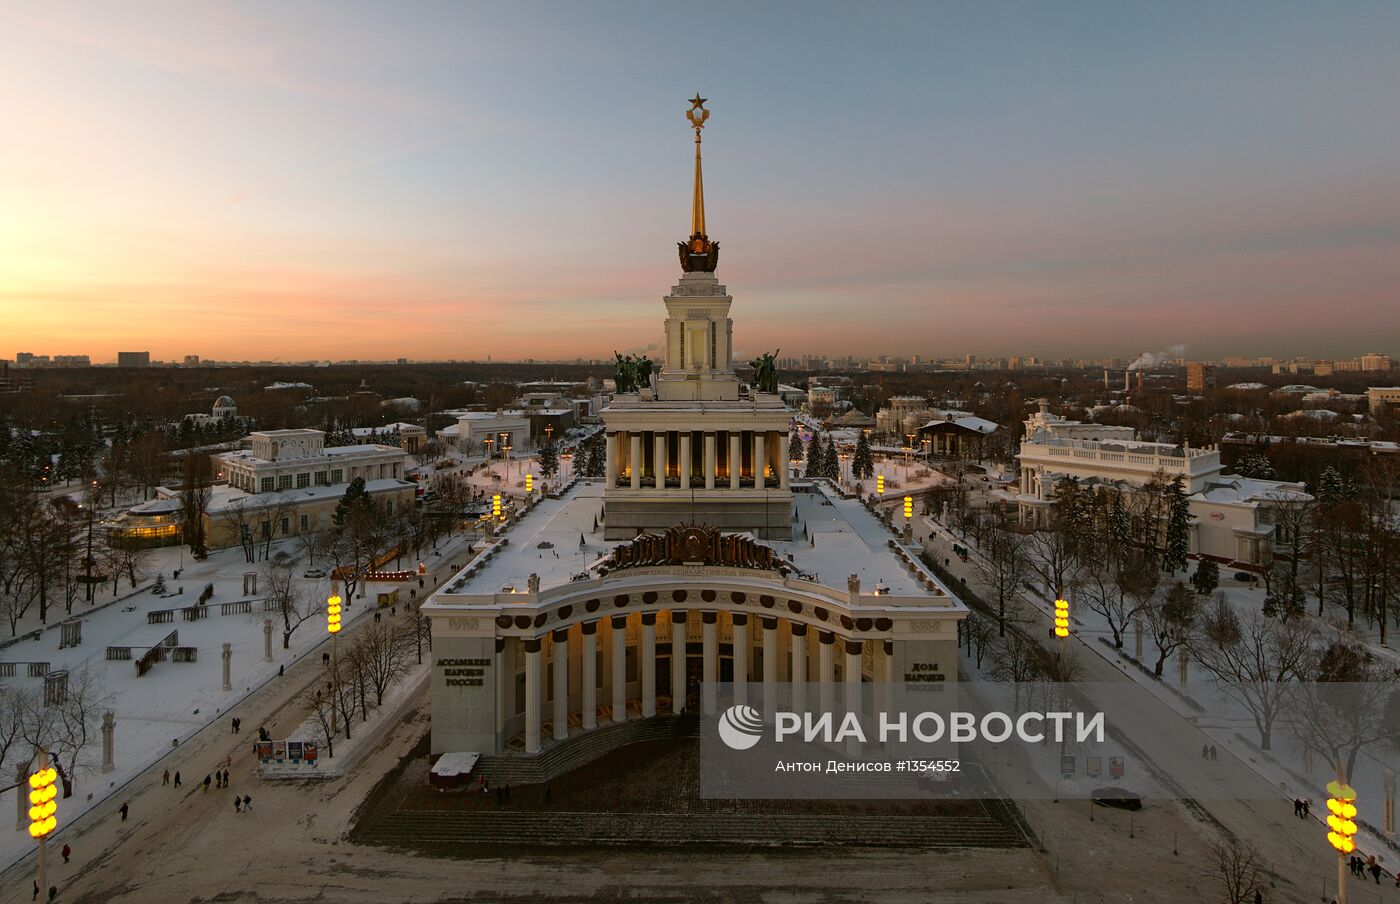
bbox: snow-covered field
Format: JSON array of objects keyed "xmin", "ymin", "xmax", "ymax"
[{"xmin": 0, "ymin": 531, "xmax": 476, "ymax": 872}]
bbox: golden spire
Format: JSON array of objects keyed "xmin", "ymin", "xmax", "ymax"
[
  {"xmin": 679, "ymin": 94, "xmax": 719, "ymax": 272},
  {"xmin": 686, "ymin": 94, "xmax": 709, "ymax": 241}
]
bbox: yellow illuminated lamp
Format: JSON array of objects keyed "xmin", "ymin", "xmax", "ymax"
[
  {"xmin": 1054, "ymin": 598, "xmax": 1070, "ymax": 638},
  {"xmin": 525, "ymin": 473, "xmax": 533, "ymax": 494},
  {"xmin": 492, "ymin": 494, "xmax": 502, "ymax": 519},
  {"xmin": 1326, "ymin": 781, "xmax": 1358, "ymax": 854},
  {"xmin": 326, "ymin": 594, "xmax": 342, "ymax": 635},
  {"xmin": 28, "ymin": 767, "xmax": 58, "ymax": 839},
  {"xmin": 903, "ymin": 495, "xmax": 913, "ymax": 519},
  {"xmin": 876, "ymin": 474, "xmax": 885, "ymax": 494}
]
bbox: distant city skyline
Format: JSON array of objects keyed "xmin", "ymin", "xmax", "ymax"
[{"xmin": 3, "ymin": 2, "xmax": 1398, "ymax": 362}]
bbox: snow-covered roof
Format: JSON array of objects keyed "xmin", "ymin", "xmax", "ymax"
[
  {"xmin": 919, "ymin": 416, "xmax": 999, "ymax": 434},
  {"xmin": 1191, "ymin": 476, "xmax": 1312, "ymax": 506},
  {"xmin": 1281, "ymin": 409, "xmax": 1340, "ymax": 420},
  {"xmin": 1226, "ymin": 382, "xmax": 1267, "ymax": 390},
  {"xmin": 205, "ymin": 477, "xmax": 413, "ymax": 514}
]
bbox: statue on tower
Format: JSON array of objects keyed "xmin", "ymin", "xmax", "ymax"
[
  {"xmin": 612, "ymin": 352, "xmax": 655, "ymax": 394},
  {"xmin": 749, "ymin": 349, "xmax": 780, "ymax": 393},
  {"xmin": 679, "ymin": 94, "xmax": 720, "ymax": 273}
]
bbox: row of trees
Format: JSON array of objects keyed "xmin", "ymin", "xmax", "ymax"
[{"xmin": 302, "ymin": 617, "xmax": 424, "ymax": 757}]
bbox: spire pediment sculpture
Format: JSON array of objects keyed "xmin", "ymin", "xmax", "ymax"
[{"xmin": 679, "ymin": 94, "xmax": 719, "ymax": 272}]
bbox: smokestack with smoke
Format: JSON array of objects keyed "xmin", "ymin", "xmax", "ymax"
[{"xmin": 1127, "ymin": 344, "xmax": 1187, "ymax": 371}]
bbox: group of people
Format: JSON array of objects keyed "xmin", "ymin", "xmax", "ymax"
[
  {"xmin": 1347, "ymin": 853, "xmax": 1392, "ymax": 885},
  {"xmin": 1200, "ymin": 744, "xmax": 1218, "ymax": 760},
  {"xmin": 1291, "ymin": 798, "xmax": 1311, "ymax": 818}
]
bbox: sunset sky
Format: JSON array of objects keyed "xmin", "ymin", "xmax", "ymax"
[{"xmin": 2, "ymin": 2, "xmax": 1398, "ymax": 364}]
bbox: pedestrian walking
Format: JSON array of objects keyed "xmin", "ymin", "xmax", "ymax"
[
  {"xmin": 1209, "ymin": 745, "xmax": 1217, "ymax": 760},
  {"xmin": 163, "ymin": 769, "xmax": 170, "ymax": 786},
  {"xmin": 61, "ymin": 843, "xmax": 71, "ymax": 863},
  {"xmin": 47, "ymin": 887, "xmax": 55, "ymax": 903},
  {"xmin": 242, "ymin": 794, "xmax": 251, "ymax": 812},
  {"xmin": 32, "ymin": 880, "xmax": 38, "ymax": 901},
  {"xmin": 224, "ymin": 768, "xmax": 230, "ymax": 788},
  {"xmin": 203, "ymin": 774, "xmax": 211, "ymax": 793},
  {"xmin": 174, "ymin": 770, "xmax": 182, "ymax": 788},
  {"xmin": 1293, "ymin": 798, "xmax": 1302, "ymax": 818},
  {"xmin": 231, "ymin": 717, "xmax": 237, "ymax": 734},
  {"xmin": 234, "ymin": 795, "xmax": 241, "ymax": 814},
  {"xmin": 1302, "ymin": 799, "xmax": 1310, "ymax": 818},
  {"xmin": 278, "ymin": 664, "xmax": 284, "ymax": 677},
  {"xmin": 234, "ymin": 718, "xmax": 241, "ymax": 734},
  {"xmin": 120, "ymin": 802, "xmax": 129, "ymax": 821}
]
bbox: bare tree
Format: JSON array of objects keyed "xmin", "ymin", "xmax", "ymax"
[
  {"xmin": 0, "ymin": 686, "xmax": 25, "ymax": 778},
  {"xmin": 19, "ymin": 665, "xmax": 111, "ymax": 796},
  {"xmin": 179, "ymin": 451, "xmax": 213, "ymax": 559},
  {"xmin": 988, "ymin": 624, "xmax": 1042, "ymax": 709},
  {"xmin": 1289, "ymin": 638, "xmax": 1400, "ymax": 791},
  {"xmin": 263, "ymin": 556, "xmax": 321, "ymax": 649},
  {"xmin": 354, "ymin": 619, "xmax": 414, "ymax": 706},
  {"xmin": 1207, "ymin": 835, "xmax": 1265, "ymax": 904},
  {"xmin": 219, "ymin": 497, "xmax": 259, "ymax": 564},
  {"xmin": 1190, "ymin": 593, "xmax": 1316, "ymax": 750},
  {"xmin": 974, "ymin": 521, "xmax": 1025, "ymax": 637},
  {"xmin": 303, "ymin": 687, "xmax": 336, "ymax": 759},
  {"xmin": 964, "ymin": 611, "xmax": 997, "ymax": 670},
  {"xmin": 1076, "ymin": 558, "xmax": 1143, "ymax": 650},
  {"xmin": 1143, "ymin": 581, "xmax": 1199, "ymax": 677}
]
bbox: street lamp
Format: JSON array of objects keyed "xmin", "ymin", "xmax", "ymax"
[
  {"xmin": 905, "ymin": 433, "xmax": 916, "ymax": 468},
  {"xmin": 1053, "ymin": 596, "xmax": 1070, "ymax": 639},
  {"xmin": 838, "ymin": 451, "xmax": 850, "ymax": 487},
  {"xmin": 1327, "ymin": 780, "xmax": 1358, "ymax": 902},
  {"xmin": 327, "ymin": 584, "xmax": 342, "ymax": 734},
  {"xmin": 921, "ymin": 437, "xmax": 931, "ymax": 461},
  {"xmin": 29, "ymin": 751, "xmax": 58, "ymax": 895}
]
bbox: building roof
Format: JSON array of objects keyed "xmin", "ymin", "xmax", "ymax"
[
  {"xmin": 204, "ymin": 477, "xmax": 414, "ymax": 515},
  {"xmin": 919, "ymin": 416, "xmax": 999, "ymax": 435}
]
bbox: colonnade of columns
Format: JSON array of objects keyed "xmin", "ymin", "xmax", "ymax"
[
  {"xmin": 512, "ymin": 609, "xmax": 893, "ymax": 754},
  {"xmin": 605, "ymin": 429, "xmax": 789, "ymax": 491}
]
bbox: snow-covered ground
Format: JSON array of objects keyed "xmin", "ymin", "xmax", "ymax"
[{"xmin": 0, "ymin": 531, "xmax": 477, "ymax": 872}]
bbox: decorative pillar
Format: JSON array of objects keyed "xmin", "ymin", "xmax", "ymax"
[
  {"xmin": 761, "ymin": 616, "xmax": 779, "ymax": 719},
  {"xmin": 630, "ymin": 433, "xmax": 642, "ymax": 490},
  {"xmin": 679, "ymin": 432, "xmax": 692, "ymax": 489},
  {"xmin": 220, "ymin": 642, "xmax": 232, "ymax": 692},
  {"xmin": 611, "ymin": 615, "xmax": 628, "ymax": 723},
  {"xmin": 671, "ymin": 610, "xmax": 687, "ymax": 714},
  {"xmin": 844, "ymin": 640, "xmax": 863, "ymax": 757},
  {"xmin": 524, "ymin": 639, "xmax": 542, "ymax": 753},
  {"xmin": 1384, "ymin": 770, "xmax": 1396, "ymax": 837},
  {"xmin": 640, "ymin": 613, "xmax": 657, "ymax": 718},
  {"xmin": 701, "ymin": 611, "xmax": 718, "ymax": 715},
  {"xmin": 704, "ymin": 432, "xmax": 716, "ymax": 490},
  {"xmin": 732, "ymin": 613, "xmax": 749, "ymax": 706},
  {"xmin": 1134, "ymin": 616, "xmax": 1143, "ymax": 660},
  {"xmin": 654, "ymin": 432, "xmax": 666, "ymax": 489},
  {"xmin": 818, "ymin": 631, "xmax": 835, "ymax": 714},
  {"xmin": 605, "ymin": 432, "xmax": 618, "ymax": 486},
  {"xmin": 790, "ymin": 623, "xmax": 808, "ymax": 714},
  {"xmin": 581, "ymin": 622, "xmax": 598, "ymax": 731},
  {"xmin": 730, "ymin": 433, "xmax": 742, "ymax": 489},
  {"xmin": 552, "ymin": 628, "xmax": 569, "ymax": 742},
  {"xmin": 779, "ymin": 432, "xmax": 790, "ymax": 489},
  {"xmin": 879, "ymin": 640, "xmax": 895, "ymax": 718},
  {"xmin": 1178, "ymin": 647, "xmax": 1189, "ymax": 689},
  {"xmin": 100, "ymin": 710, "xmax": 115, "ymax": 774},
  {"xmin": 263, "ymin": 618, "xmax": 274, "ymax": 662},
  {"xmin": 16, "ymin": 764, "xmax": 28, "ymax": 830},
  {"xmin": 754, "ymin": 432, "xmax": 767, "ymax": 487}
]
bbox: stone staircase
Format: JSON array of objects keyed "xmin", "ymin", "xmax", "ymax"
[
  {"xmin": 475, "ymin": 713, "xmax": 699, "ymax": 785},
  {"xmin": 360, "ymin": 809, "xmax": 1027, "ymax": 850}
]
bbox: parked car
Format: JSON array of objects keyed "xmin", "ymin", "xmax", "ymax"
[
  {"xmin": 303, "ymin": 567, "xmax": 327, "ymax": 579},
  {"xmin": 1091, "ymin": 787, "xmax": 1143, "ymax": 811}
]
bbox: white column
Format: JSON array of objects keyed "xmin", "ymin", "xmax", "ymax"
[
  {"xmin": 844, "ymin": 639, "xmax": 863, "ymax": 757},
  {"xmin": 878, "ymin": 639, "xmax": 895, "ymax": 718},
  {"xmin": 552, "ymin": 628, "xmax": 569, "ymax": 742},
  {"xmin": 630, "ymin": 433, "xmax": 642, "ymax": 490},
  {"xmin": 704, "ymin": 432, "xmax": 716, "ymax": 490},
  {"xmin": 732, "ymin": 613, "xmax": 749, "ymax": 706},
  {"xmin": 582, "ymin": 622, "xmax": 597, "ymax": 731},
  {"xmin": 754, "ymin": 431, "xmax": 767, "ymax": 487},
  {"xmin": 779, "ymin": 432, "xmax": 790, "ymax": 489},
  {"xmin": 791, "ymin": 624, "xmax": 808, "ymax": 714},
  {"xmin": 654, "ymin": 432, "xmax": 666, "ymax": 489},
  {"xmin": 525, "ymin": 639, "xmax": 542, "ymax": 753},
  {"xmin": 605, "ymin": 432, "xmax": 618, "ymax": 486},
  {"xmin": 701, "ymin": 611, "xmax": 717, "ymax": 715},
  {"xmin": 679, "ymin": 432, "xmax": 692, "ymax": 489},
  {"xmin": 818, "ymin": 631, "xmax": 835, "ymax": 715},
  {"xmin": 730, "ymin": 432, "xmax": 742, "ymax": 489},
  {"xmin": 761, "ymin": 616, "xmax": 777, "ymax": 717},
  {"xmin": 611, "ymin": 615, "xmax": 628, "ymax": 723},
  {"xmin": 671, "ymin": 610, "xmax": 687, "ymax": 714},
  {"xmin": 641, "ymin": 614, "xmax": 656, "ymax": 717}
]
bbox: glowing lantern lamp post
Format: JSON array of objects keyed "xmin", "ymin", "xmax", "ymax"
[
  {"xmin": 1327, "ymin": 780, "xmax": 1358, "ymax": 902},
  {"xmin": 492, "ymin": 493, "xmax": 502, "ymax": 521},
  {"xmin": 29, "ymin": 751, "xmax": 58, "ymax": 895},
  {"xmin": 876, "ymin": 473, "xmax": 885, "ymax": 496},
  {"xmin": 525, "ymin": 472, "xmax": 533, "ymax": 495},
  {"xmin": 903, "ymin": 495, "xmax": 913, "ymax": 520},
  {"xmin": 1054, "ymin": 597, "xmax": 1070, "ymax": 639},
  {"xmin": 327, "ymin": 585, "xmax": 342, "ymax": 734}
]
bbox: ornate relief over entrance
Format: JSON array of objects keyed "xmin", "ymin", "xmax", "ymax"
[{"xmin": 605, "ymin": 523, "xmax": 789, "ymax": 574}]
